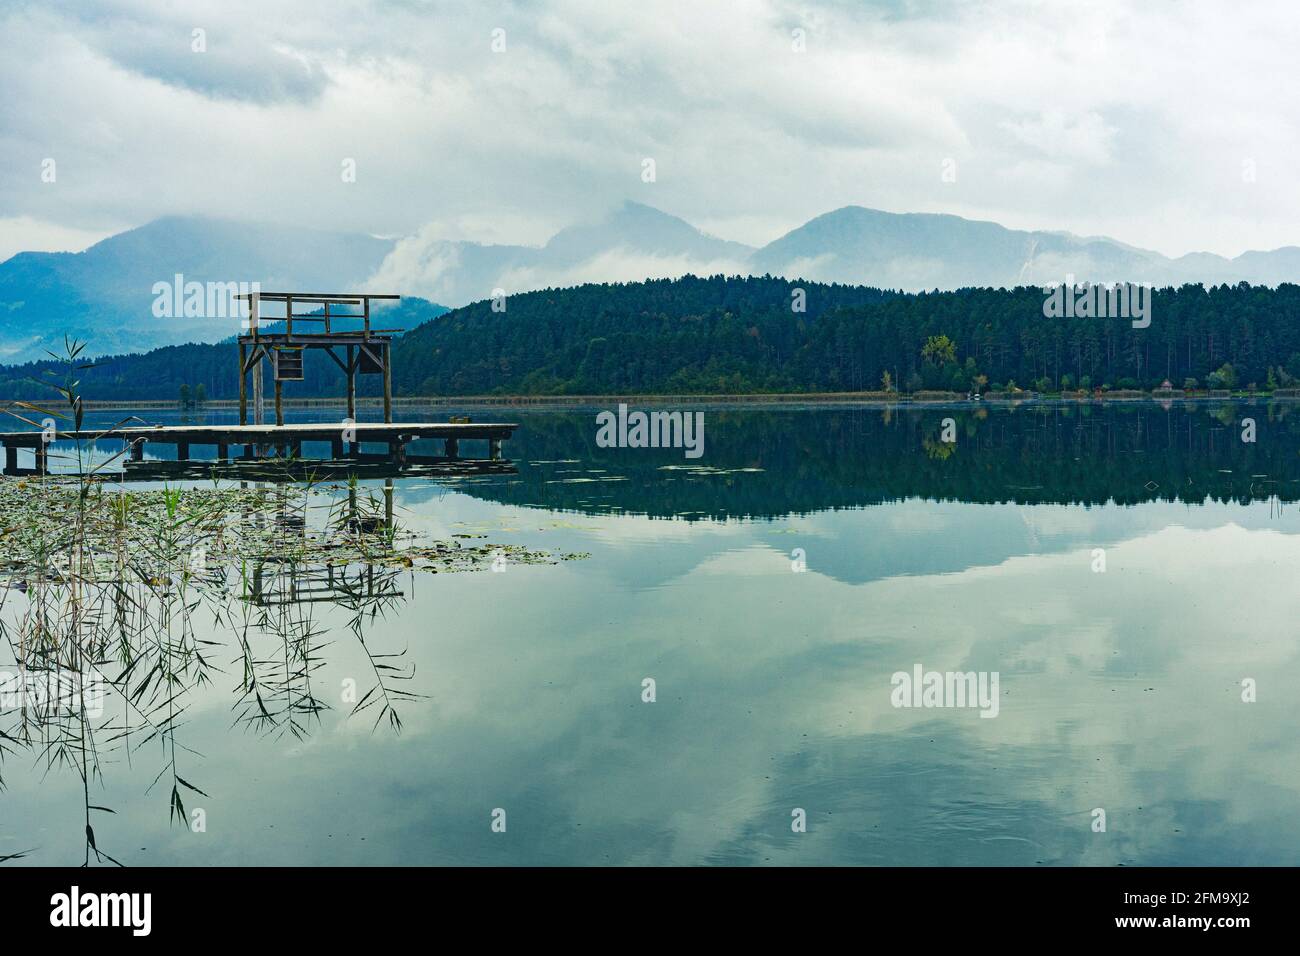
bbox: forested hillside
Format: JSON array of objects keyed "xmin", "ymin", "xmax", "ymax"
[
  {"xmin": 392, "ymin": 277, "xmax": 1300, "ymax": 395},
  {"xmin": 392, "ymin": 275, "xmax": 895, "ymax": 394},
  {"xmin": 3, "ymin": 277, "xmax": 1299, "ymax": 400},
  {"xmin": 786, "ymin": 282, "xmax": 1300, "ymax": 394}
]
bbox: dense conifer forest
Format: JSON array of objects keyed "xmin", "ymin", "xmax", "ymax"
[{"xmin": 3, "ymin": 276, "xmax": 1299, "ymax": 400}]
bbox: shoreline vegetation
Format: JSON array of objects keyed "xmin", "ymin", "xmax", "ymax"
[{"xmin": 0, "ymin": 475, "xmax": 577, "ymax": 583}]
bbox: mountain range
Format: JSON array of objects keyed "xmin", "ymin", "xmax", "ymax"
[
  {"xmin": 5, "ymin": 202, "xmax": 1300, "ymax": 363},
  {"xmin": 354, "ymin": 200, "xmax": 1300, "ymax": 304}
]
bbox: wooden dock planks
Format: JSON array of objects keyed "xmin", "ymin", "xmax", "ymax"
[{"xmin": 0, "ymin": 422, "xmax": 518, "ymax": 473}]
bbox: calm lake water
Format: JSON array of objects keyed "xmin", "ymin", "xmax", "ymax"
[{"xmin": 3, "ymin": 400, "xmax": 1299, "ymax": 866}]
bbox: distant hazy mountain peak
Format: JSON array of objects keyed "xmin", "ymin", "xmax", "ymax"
[
  {"xmin": 542, "ymin": 199, "xmax": 754, "ymax": 263},
  {"xmin": 7, "ymin": 204, "xmax": 1300, "ymax": 365},
  {"xmin": 750, "ymin": 205, "xmax": 1300, "ymax": 290}
]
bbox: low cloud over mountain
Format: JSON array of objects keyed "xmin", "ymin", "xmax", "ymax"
[
  {"xmin": 370, "ymin": 201, "xmax": 1300, "ymax": 305},
  {"xmin": 368, "ymin": 201, "xmax": 753, "ymax": 305}
]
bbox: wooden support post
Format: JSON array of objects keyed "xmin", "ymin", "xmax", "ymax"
[
  {"xmin": 238, "ymin": 343, "xmax": 248, "ymax": 425},
  {"xmin": 331, "ymin": 437, "xmax": 344, "ymax": 459},
  {"xmin": 252, "ymin": 349, "xmax": 264, "ymax": 425},
  {"xmin": 346, "ymin": 345, "xmax": 356, "ymax": 423},
  {"xmin": 445, "ymin": 437, "xmax": 459, "ymax": 458},
  {"xmin": 383, "ymin": 342, "xmax": 393, "ymax": 424},
  {"xmin": 242, "ymin": 443, "xmax": 255, "ymax": 460},
  {"xmin": 217, "ymin": 443, "xmax": 229, "ymax": 460},
  {"xmin": 250, "ymin": 293, "xmax": 263, "ymax": 425},
  {"xmin": 177, "ymin": 442, "xmax": 190, "ymax": 461},
  {"xmin": 4, "ymin": 445, "xmax": 16, "ymax": 473},
  {"xmin": 274, "ymin": 379, "xmax": 284, "ymax": 426}
]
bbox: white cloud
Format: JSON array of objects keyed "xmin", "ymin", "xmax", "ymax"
[
  {"xmin": 366, "ymin": 228, "xmax": 465, "ymax": 302},
  {"xmin": 0, "ymin": 216, "xmax": 114, "ymax": 263},
  {"xmin": 493, "ymin": 248, "xmax": 752, "ymax": 293},
  {"xmin": 1, "ymin": 0, "xmax": 1299, "ymax": 258},
  {"xmin": 1001, "ymin": 111, "xmax": 1118, "ymax": 166}
]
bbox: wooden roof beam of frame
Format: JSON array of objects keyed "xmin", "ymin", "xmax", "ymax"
[{"xmin": 233, "ymin": 292, "xmax": 401, "ymax": 301}]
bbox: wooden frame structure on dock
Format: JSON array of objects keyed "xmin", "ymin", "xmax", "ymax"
[
  {"xmin": 1, "ymin": 287, "xmax": 526, "ymax": 476},
  {"xmin": 235, "ymin": 292, "xmax": 401, "ymax": 426}
]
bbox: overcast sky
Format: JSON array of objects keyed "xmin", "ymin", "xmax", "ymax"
[{"xmin": 2, "ymin": 0, "xmax": 1298, "ymax": 263}]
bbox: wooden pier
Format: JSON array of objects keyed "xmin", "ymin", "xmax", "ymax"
[
  {"xmin": 0, "ymin": 290, "xmax": 526, "ymax": 479},
  {"xmin": 0, "ymin": 422, "xmax": 518, "ymax": 476}
]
